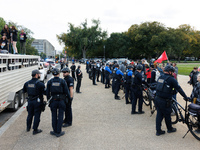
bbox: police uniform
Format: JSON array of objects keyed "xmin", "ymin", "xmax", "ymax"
[
  {"xmin": 124, "ymin": 68, "xmax": 133, "ymax": 104},
  {"xmin": 131, "ymin": 69, "xmax": 144, "ymax": 113},
  {"xmin": 104, "ymin": 65, "xmax": 112, "ymax": 88},
  {"xmin": 91, "ymin": 63, "xmax": 97, "ymax": 85},
  {"xmin": 155, "ymin": 66, "xmax": 188, "ymax": 136},
  {"xmin": 46, "ymin": 69, "xmax": 70, "ymax": 137},
  {"xmin": 63, "ymin": 74, "xmax": 74, "ymax": 127},
  {"xmin": 113, "ymin": 67, "xmax": 124, "ymax": 100},
  {"xmin": 70, "ymin": 64, "xmax": 76, "ymax": 81},
  {"xmin": 23, "ymin": 70, "xmax": 45, "ymax": 134},
  {"xmin": 76, "ymin": 66, "xmax": 82, "ymax": 93},
  {"xmin": 96, "ymin": 62, "xmax": 101, "ymax": 82}
]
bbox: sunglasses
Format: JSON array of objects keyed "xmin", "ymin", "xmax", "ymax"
[{"xmin": 62, "ymin": 72, "xmax": 68, "ymax": 73}]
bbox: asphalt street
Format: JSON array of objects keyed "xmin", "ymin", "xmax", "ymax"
[{"xmin": 0, "ymin": 64, "xmax": 200, "ymax": 150}]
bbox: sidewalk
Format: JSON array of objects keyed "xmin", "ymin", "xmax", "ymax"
[{"xmin": 0, "ymin": 65, "xmax": 200, "ymax": 150}]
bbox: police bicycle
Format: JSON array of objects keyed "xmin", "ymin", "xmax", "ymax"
[
  {"xmin": 142, "ymin": 84, "xmax": 151, "ymax": 106},
  {"xmin": 170, "ymin": 97, "xmax": 200, "ymax": 141}
]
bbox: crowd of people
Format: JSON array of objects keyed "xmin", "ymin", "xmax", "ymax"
[
  {"xmin": 0, "ymin": 24, "xmax": 27, "ymax": 54},
  {"xmin": 23, "ymin": 58, "xmax": 200, "ymax": 138},
  {"xmin": 83, "ymin": 59, "xmax": 199, "ymax": 136}
]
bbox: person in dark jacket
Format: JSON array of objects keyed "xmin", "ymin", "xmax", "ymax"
[
  {"xmin": 0, "ymin": 35, "xmax": 8, "ymax": 53},
  {"xmin": 23, "ymin": 70, "xmax": 45, "ymax": 135},
  {"xmin": 62, "ymin": 67, "xmax": 74, "ymax": 127},
  {"xmin": 1, "ymin": 24, "xmax": 11, "ymax": 53},
  {"xmin": 10, "ymin": 26, "xmax": 18, "ymax": 54},
  {"xmin": 46, "ymin": 68, "xmax": 70, "ymax": 137},
  {"xmin": 19, "ymin": 29, "xmax": 27, "ymax": 54},
  {"xmin": 70, "ymin": 62, "xmax": 76, "ymax": 81},
  {"xmin": 131, "ymin": 64, "xmax": 144, "ymax": 114},
  {"xmin": 91, "ymin": 62, "xmax": 97, "ymax": 85},
  {"xmin": 189, "ymin": 67, "xmax": 199, "ymax": 87},
  {"xmin": 155, "ymin": 65, "xmax": 188, "ymax": 136},
  {"xmin": 76, "ymin": 65, "xmax": 82, "ymax": 93}
]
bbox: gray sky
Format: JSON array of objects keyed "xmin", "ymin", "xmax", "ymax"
[{"xmin": 1, "ymin": 0, "xmax": 199, "ymax": 51}]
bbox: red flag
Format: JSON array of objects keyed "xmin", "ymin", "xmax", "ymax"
[{"xmin": 154, "ymin": 51, "xmax": 168, "ymax": 63}]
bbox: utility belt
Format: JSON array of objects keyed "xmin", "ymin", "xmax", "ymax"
[
  {"xmin": 156, "ymin": 96, "xmax": 171, "ymax": 101},
  {"xmin": 52, "ymin": 94, "xmax": 66, "ymax": 101},
  {"xmin": 156, "ymin": 96, "xmax": 172, "ymax": 107},
  {"xmin": 28, "ymin": 95, "xmax": 39, "ymax": 101}
]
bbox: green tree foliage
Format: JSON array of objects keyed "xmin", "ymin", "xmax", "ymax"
[
  {"xmin": 105, "ymin": 32, "xmax": 131, "ymax": 58},
  {"xmin": 57, "ymin": 19, "xmax": 107, "ymax": 58}
]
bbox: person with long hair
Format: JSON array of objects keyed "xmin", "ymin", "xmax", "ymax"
[
  {"xmin": 1, "ymin": 24, "xmax": 11, "ymax": 53},
  {"xmin": 10, "ymin": 25, "xmax": 18, "ymax": 54}
]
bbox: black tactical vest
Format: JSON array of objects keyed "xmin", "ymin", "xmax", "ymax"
[
  {"xmin": 27, "ymin": 80, "xmax": 40, "ymax": 96},
  {"xmin": 50, "ymin": 78, "xmax": 63, "ymax": 94},
  {"xmin": 156, "ymin": 75, "xmax": 172, "ymax": 94}
]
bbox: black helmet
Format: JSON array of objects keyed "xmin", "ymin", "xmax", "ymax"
[
  {"xmin": 61, "ymin": 67, "xmax": 70, "ymax": 73},
  {"xmin": 115, "ymin": 64, "xmax": 119, "ymax": 68},
  {"xmin": 52, "ymin": 68, "xmax": 60, "ymax": 75},
  {"xmin": 136, "ymin": 64, "xmax": 143, "ymax": 70},
  {"xmin": 106, "ymin": 63, "xmax": 109, "ymax": 66},
  {"xmin": 164, "ymin": 65, "xmax": 175, "ymax": 72},
  {"xmin": 127, "ymin": 65, "xmax": 133, "ymax": 69}
]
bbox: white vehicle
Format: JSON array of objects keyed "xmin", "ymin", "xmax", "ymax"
[
  {"xmin": 0, "ymin": 54, "xmax": 40, "ymax": 112},
  {"xmin": 39, "ymin": 62, "xmax": 47, "ymax": 83}
]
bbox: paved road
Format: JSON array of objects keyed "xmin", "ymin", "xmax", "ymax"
[{"xmin": 0, "ymin": 64, "xmax": 200, "ymax": 150}]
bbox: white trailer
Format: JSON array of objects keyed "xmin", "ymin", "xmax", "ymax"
[{"xmin": 0, "ymin": 54, "xmax": 40, "ymax": 112}]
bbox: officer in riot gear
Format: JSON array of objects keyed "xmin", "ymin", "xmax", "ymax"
[
  {"xmin": 131, "ymin": 64, "xmax": 144, "ymax": 114},
  {"xmin": 113, "ymin": 64, "xmax": 124, "ymax": 100},
  {"xmin": 46, "ymin": 68, "xmax": 71, "ymax": 137},
  {"xmin": 62, "ymin": 67, "xmax": 74, "ymax": 128},
  {"xmin": 105, "ymin": 63, "xmax": 112, "ymax": 88},
  {"xmin": 155, "ymin": 65, "xmax": 189, "ymax": 136},
  {"xmin": 124, "ymin": 66, "xmax": 133, "ymax": 104},
  {"xmin": 23, "ymin": 69, "xmax": 45, "ymax": 135}
]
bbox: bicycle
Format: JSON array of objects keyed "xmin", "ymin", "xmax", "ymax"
[
  {"xmin": 170, "ymin": 98, "xmax": 200, "ymax": 141},
  {"xmin": 142, "ymin": 84, "xmax": 150, "ymax": 106}
]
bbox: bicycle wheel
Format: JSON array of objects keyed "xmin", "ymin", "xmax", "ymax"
[
  {"xmin": 171, "ymin": 105, "xmax": 179, "ymax": 124},
  {"xmin": 187, "ymin": 113, "xmax": 200, "ymax": 141},
  {"xmin": 143, "ymin": 89, "xmax": 150, "ymax": 106}
]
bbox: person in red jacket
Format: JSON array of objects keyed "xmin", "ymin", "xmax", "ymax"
[{"xmin": 145, "ymin": 65, "xmax": 151, "ymax": 84}]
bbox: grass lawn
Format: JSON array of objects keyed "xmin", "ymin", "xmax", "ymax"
[{"xmin": 177, "ymin": 63, "xmax": 200, "ymax": 75}]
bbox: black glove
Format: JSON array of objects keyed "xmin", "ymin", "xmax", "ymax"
[
  {"xmin": 184, "ymin": 97, "xmax": 190, "ymax": 101},
  {"xmin": 71, "ymin": 97, "xmax": 73, "ymax": 101}
]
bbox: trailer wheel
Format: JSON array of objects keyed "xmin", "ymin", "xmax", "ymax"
[
  {"xmin": 18, "ymin": 90, "xmax": 25, "ymax": 106},
  {"xmin": 11, "ymin": 94, "xmax": 19, "ymax": 111}
]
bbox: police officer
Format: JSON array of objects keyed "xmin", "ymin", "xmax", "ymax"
[
  {"xmin": 96, "ymin": 60, "xmax": 101, "ymax": 82},
  {"xmin": 76, "ymin": 65, "xmax": 82, "ymax": 93},
  {"xmin": 104, "ymin": 63, "xmax": 112, "ymax": 88},
  {"xmin": 155, "ymin": 65, "xmax": 189, "ymax": 136},
  {"xmin": 62, "ymin": 67, "xmax": 74, "ymax": 127},
  {"xmin": 91, "ymin": 62, "xmax": 97, "ymax": 85},
  {"xmin": 131, "ymin": 64, "xmax": 144, "ymax": 114},
  {"xmin": 70, "ymin": 62, "xmax": 76, "ymax": 81},
  {"xmin": 46, "ymin": 68, "xmax": 71, "ymax": 137},
  {"xmin": 23, "ymin": 69, "xmax": 45, "ymax": 135},
  {"xmin": 124, "ymin": 66, "xmax": 133, "ymax": 104},
  {"xmin": 113, "ymin": 64, "xmax": 124, "ymax": 100}
]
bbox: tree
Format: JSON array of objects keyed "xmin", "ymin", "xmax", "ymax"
[
  {"xmin": 105, "ymin": 32, "xmax": 131, "ymax": 58},
  {"xmin": 57, "ymin": 19, "xmax": 107, "ymax": 58}
]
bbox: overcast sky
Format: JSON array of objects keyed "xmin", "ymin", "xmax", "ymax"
[{"xmin": 1, "ymin": 0, "xmax": 199, "ymax": 51}]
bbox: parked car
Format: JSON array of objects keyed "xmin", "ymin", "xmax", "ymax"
[{"xmin": 39, "ymin": 62, "xmax": 47, "ymax": 83}]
